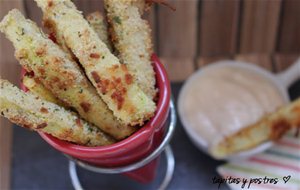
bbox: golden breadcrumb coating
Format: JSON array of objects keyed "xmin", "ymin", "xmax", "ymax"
[
  {"xmin": 0, "ymin": 9, "xmax": 135, "ymax": 139},
  {"xmin": 210, "ymin": 98, "xmax": 300, "ymax": 159},
  {"xmin": 23, "ymin": 74, "xmax": 65, "ymax": 107},
  {"xmin": 86, "ymin": 11, "xmax": 112, "ymax": 51},
  {"xmin": 105, "ymin": 0, "xmax": 157, "ymax": 100},
  {"xmin": 0, "ymin": 79, "xmax": 115, "ymax": 146},
  {"xmin": 42, "ymin": 1, "xmax": 76, "ymax": 61},
  {"xmin": 35, "ymin": 0, "xmax": 156, "ymax": 126}
]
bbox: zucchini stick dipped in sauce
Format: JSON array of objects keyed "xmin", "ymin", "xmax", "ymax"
[
  {"xmin": 86, "ymin": 11, "xmax": 112, "ymax": 51},
  {"xmin": 210, "ymin": 98, "xmax": 300, "ymax": 159},
  {"xmin": 104, "ymin": 0, "xmax": 157, "ymax": 100},
  {"xmin": 22, "ymin": 74, "xmax": 65, "ymax": 107},
  {"xmin": 0, "ymin": 9, "xmax": 135, "ymax": 139},
  {"xmin": 0, "ymin": 79, "xmax": 115, "ymax": 146},
  {"xmin": 35, "ymin": 0, "xmax": 156, "ymax": 126}
]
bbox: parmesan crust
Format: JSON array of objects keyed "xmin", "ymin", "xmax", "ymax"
[
  {"xmin": 35, "ymin": 0, "xmax": 156, "ymax": 126},
  {"xmin": 86, "ymin": 11, "xmax": 112, "ymax": 51},
  {"xmin": 42, "ymin": 1, "xmax": 76, "ymax": 61},
  {"xmin": 0, "ymin": 9, "xmax": 135, "ymax": 139},
  {"xmin": 105, "ymin": 0, "xmax": 157, "ymax": 100},
  {"xmin": 23, "ymin": 74, "xmax": 65, "ymax": 107},
  {"xmin": 0, "ymin": 79, "xmax": 115, "ymax": 146},
  {"xmin": 210, "ymin": 98, "xmax": 300, "ymax": 159}
]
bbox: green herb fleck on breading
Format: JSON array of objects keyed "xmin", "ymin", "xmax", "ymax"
[{"xmin": 113, "ymin": 16, "xmax": 121, "ymax": 24}]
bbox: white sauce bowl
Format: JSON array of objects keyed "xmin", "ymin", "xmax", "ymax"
[{"xmin": 178, "ymin": 59, "xmax": 300, "ymax": 160}]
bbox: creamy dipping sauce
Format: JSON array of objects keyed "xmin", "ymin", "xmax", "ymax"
[{"xmin": 180, "ymin": 66, "xmax": 285, "ymax": 147}]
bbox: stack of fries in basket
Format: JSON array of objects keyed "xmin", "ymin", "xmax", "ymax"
[{"xmin": 0, "ymin": 0, "xmax": 159, "ymax": 146}]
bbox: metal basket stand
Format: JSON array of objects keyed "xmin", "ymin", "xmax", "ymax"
[{"xmin": 67, "ymin": 100, "xmax": 177, "ymax": 190}]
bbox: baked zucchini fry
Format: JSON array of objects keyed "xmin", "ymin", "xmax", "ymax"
[
  {"xmin": 0, "ymin": 9, "xmax": 135, "ymax": 139},
  {"xmin": 86, "ymin": 11, "xmax": 112, "ymax": 51},
  {"xmin": 22, "ymin": 74, "xmax": 65, "ymax": 106},
  {"xmin": 210, "ymin": 98, "xmax": 300, "ymax": 159},
  {"xmin": 131, "ymin": 0, "xmax": 151, "ymax": 14},
  {"xmin": 0, "ymin": 79, "xmax": 115, "ymax": 146},
  {"xmin": 44, "ymin": 19, "xmax": 75, "ymax": 61},
  {"xmin": 35, "ymin": 0, "xmax": 156, "ymax": 126},
  {"xmin": 105, "ymin": 0, "xmax": 157, "ymax": 100},
  {"xmin": 42, "ymin": 2, "xmax": 76, "ymax": 61}
]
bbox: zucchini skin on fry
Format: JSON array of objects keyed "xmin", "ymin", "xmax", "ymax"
[
  {"xmin": 0, "ymin": 79, "xmax": 115, "ymax": 146},
  {"xmin": 210, "ymin": 98, "xmax": 300, "ymax": 159},
  {"xmin": 105, "ymin": 0, "xmax": 157, "ymax": 100},
  {"xmin": 35, "ymin": 0, "xmax": 156, "ymax": 126},
  {"xmin": 0, "ymin": 9, "xmax": 135, "ymax": 139},
  {"xmin": 86, "ymin": 11, "xmax": 112, "ymax": 51}
]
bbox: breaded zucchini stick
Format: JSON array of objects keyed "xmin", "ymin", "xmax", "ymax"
[
  {"xmin": 43, "ymin": 3, "xmax": 76, "ymax": 61},
  {"xmin": 210, "ymin": 98, "xmax": 300, "ymax": 159},
  {"xmin": 131, "ymin": 0, "xmax": 151, "ymax": 14},
  {"xmin": 23, "ymin": 74, "xmax": 65, "ymax": 106},
  {"xmin": 0, "ymin": 9, "xmax": 135, "ymax": 139},
  {"xmin": 105, "ymin": 0, "xmax": 157, "ymax": 100},
  {"xmin": 35, "ymin": 0, "xmax": 156, "ymax": 126},
  {"xmin": 44, "ymin": 21, "xmax": 75, "ymax": 61},
  {"xmin": 86, "ymin": 11, "xmax": 112, "ymax": 51},
  {"xmin": 0, "ymin": 79, "xmax": 115, "ymax": 146}
]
